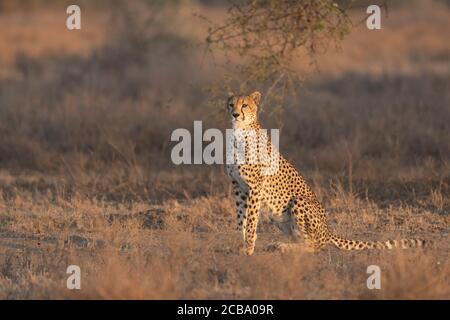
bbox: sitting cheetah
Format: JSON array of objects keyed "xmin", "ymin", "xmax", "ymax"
[{"xmin": 225, "ymin": 91, "xmax": 426, "ymax": 255}]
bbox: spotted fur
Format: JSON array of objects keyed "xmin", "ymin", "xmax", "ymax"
[{"xmin": 226, "ymin": 91, "xmax": 427, "ymax": 255}]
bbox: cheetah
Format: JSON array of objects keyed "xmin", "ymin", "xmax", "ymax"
[{"xmin": 225, "ymin": 91, "xmax": 426, "ymax": 256}]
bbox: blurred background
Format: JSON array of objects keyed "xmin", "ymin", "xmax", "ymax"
[
  {"xmin": 0, "ymin": 0, "xmax": 449, "ymax": 204},
  {"xmin": 0, "ymin": 0, "xmax": 449, "ymax": 300}
]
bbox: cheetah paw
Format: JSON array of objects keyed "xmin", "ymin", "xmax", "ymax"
[
  {"xmin": 266, "ymin": 242, "xmax": 310, "ymax": 253},
  {"xmin": 266, "ymin": 242, "xmax": 291, "ymax": 253},
  {"xmin": 239, "ymin": 244, "xmax": 255, "ymax": 256}
]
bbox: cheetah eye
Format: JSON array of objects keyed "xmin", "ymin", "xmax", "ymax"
[
  {"xmin": 242, "ymin": 104, "xmax": 248, "ymax": 108},
  {"xmin": 229, "ymin": 103, "xmax": 234, "ymax": 108}
]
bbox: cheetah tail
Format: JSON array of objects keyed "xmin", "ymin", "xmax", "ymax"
[{"xmin": 328, "ymin": 234, "xmax": 428, "ymax": 250}]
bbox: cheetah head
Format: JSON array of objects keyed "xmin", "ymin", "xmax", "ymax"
[{"xmin": 227, "ymin": 91, "xmax": 261, "ymax": 128}]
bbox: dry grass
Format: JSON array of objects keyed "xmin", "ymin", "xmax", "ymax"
[
  {"xmin": 0, "ymin": 1, "xmax": 449, "ymax": 299},
  {"xmin": 0, "ymin": 183, "xmax": 448, "ymax": 299}
]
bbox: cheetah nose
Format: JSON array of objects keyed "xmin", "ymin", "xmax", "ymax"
[{"xmin": 232, "ymin": 113, "xmax": 240, "ymax": 118}]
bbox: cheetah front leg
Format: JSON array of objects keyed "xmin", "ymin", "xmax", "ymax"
[
  {"xmin": 241, "ymin": 187, "xmax": 262, "ymax": 256},
  {"xmin": 232, "ymin": 182, "xmax": 249, "ymax": 241}
]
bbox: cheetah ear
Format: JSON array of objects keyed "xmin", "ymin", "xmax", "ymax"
[
  {"xmin": 250, "ymin": 91, "xmax": 261, "ymax": 105},
  {"xmin": 227, "ymin": 91, "xmax": 235, "ymax": 99}
]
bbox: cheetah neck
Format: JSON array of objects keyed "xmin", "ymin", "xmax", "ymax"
[{"xmin": 232, "ymin": 121, "xmax": 261, "ymax": 131}]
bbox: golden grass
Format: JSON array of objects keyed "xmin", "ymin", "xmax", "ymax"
[{"xmin": 0, "ymin": 183, "xmax": 448, "ymax": 299}]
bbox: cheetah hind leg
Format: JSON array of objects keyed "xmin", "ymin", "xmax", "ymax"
[
  {"xmin": 290, "ymin": 201, "xmax": 327, "ymax": 252},
  {"xmin": 269, "ymin": 213, "xmax": 300, "ymax": 239},
  {"xmin": 266, "ymin": 241, "xmax": 306, "ymax": 253},
  {"xmin": 266, "ymin": 209, "xmax": 320, "ymax": 253},
  {"xmin": 266, "ymin": 217, "xmax": 317, "ymax": 253}
]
